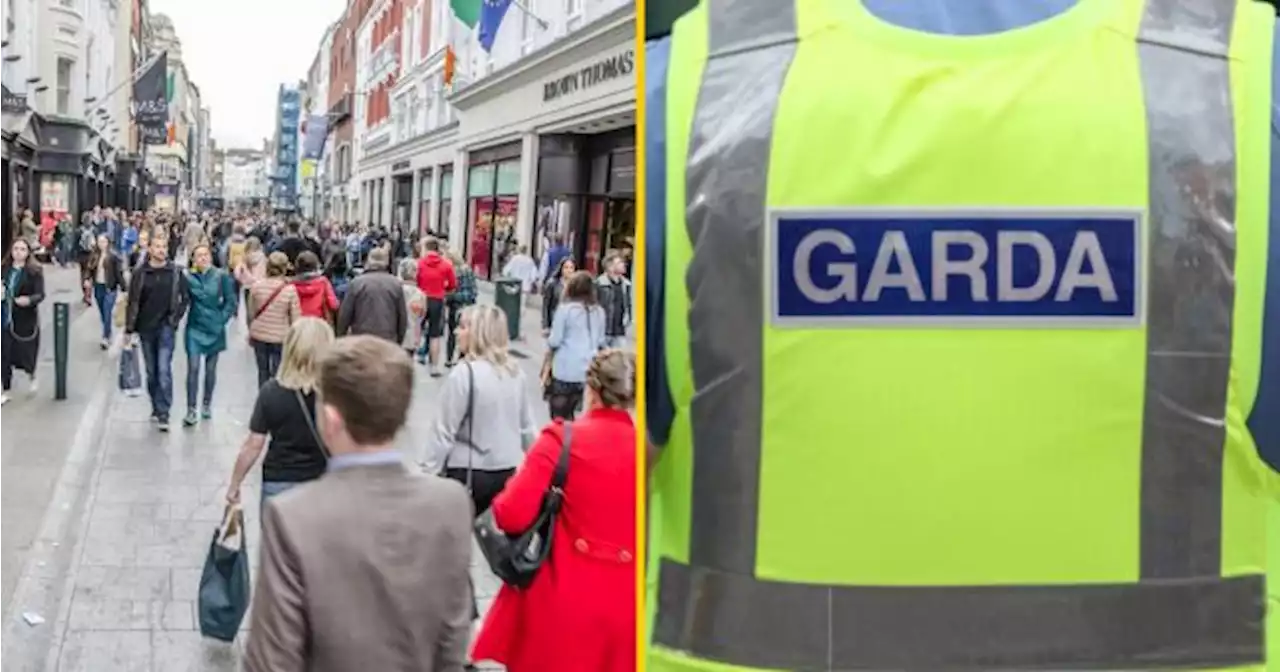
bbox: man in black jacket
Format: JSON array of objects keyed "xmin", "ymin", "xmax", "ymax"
[
  {"xmin": 336, "ymin": 248, "xmax": 407, "ymax": 345},
  {"xmin": 126, "ymin": 233, "xmax": 190, "ymax": 432}
]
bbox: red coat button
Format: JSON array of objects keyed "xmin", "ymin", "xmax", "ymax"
[
  {"xmin": 619, "ymin": 551, "xmax": 633, "ymax": 562},
  {"xmin": 574, "ymin": 538, "xmax": 589, "ymax": 552}
]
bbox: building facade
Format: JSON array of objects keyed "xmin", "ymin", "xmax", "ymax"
[
  {"xmin": 325, "ymin": 0, "xmax": 372, "ymax": 225},
  {"xmin": 302, "ymin": 24, "xmax": 335, "ymax": 221},
  {"xmin": 221, "ymin": 147, "xmax": 269, "ymax": 205},
  {"xmin": 271, "ymin": 84, "xmax": 302, "ymax": 212},
  {"xmin": 351, "ymin": 0, "xmax": 633, "ymax": 280}
]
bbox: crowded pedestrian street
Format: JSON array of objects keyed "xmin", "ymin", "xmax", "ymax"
[{"xmin": 1, "ymin": 271, "xmax": 555, "ymax": 670}]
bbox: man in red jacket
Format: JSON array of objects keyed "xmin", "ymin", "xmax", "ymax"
[{"xmin": 415, "ymin": 237, "xmax": 457, "ymax": 376}]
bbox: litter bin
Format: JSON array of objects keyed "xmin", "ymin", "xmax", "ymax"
[{"xmin": 494, "ymin": 278, "xmax": 523, "ymax": 340}]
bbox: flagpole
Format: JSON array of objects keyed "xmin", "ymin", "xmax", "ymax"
[{"xmin": 509, "ymin": 0, "xmax": 549, "ymax": 30}]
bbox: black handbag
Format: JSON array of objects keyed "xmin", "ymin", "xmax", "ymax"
[{"xmin": 472, "ymin": 422, "xmax": 571, "ymax": 589}]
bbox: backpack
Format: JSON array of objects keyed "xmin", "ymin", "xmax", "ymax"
[
  {"xmin": 227, "ymin": 241, "xmax": 246, "ymax": 271},
  {"xmin": 78, "ymin": 227, "xmax": 95, "ymax": 252}
]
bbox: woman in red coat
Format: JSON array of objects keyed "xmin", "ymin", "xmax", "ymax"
[{"xmin": 472, "ymin": 349, "xmax": 636, "ymax": 672}]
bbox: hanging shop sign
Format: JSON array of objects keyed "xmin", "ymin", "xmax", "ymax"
[
  {"xmin": 542, "ymin": 48, "xmax": 635, "ymax": 103},
  {"xmin": 2, "ymin": 85, "xmax": 27, "ymax": 113}
]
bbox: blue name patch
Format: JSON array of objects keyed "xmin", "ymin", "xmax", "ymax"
[{"xmin": 769, "ymin": 209, "xmax": 1143, "ymax": 327}]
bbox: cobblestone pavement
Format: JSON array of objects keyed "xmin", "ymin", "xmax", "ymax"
[{"xmin": 2, "ymin": 296, "xmax": 550, "ymax": 671}]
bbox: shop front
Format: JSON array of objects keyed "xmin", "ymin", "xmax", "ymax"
[
  {"xmin": 392, "ymin": 160, "xmax": 413, "ymax": 233},
  {"xmin": 32, "ymin": 117, "xmax": 97, "ymax": 234},
  {"xmin": 447, "ymin": 2, "xmax": 635, "ymax": 280},
  {"xmin": 463, "ymin": 141, "xmax": 522, "ymax": 280},
  {"xmin": 2, "ymin": 106, "xmax": 38, "ymax": 248},
  {"xmin": 533, "ymin": 126, "xmax": 635, "ymax": 276}
]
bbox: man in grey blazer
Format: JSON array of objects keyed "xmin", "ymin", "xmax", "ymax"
[{"xmin": 244, "ymin": 336, "xmax": 474, "ymax": 672}]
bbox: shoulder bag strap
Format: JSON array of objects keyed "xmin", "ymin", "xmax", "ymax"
[
  {"xmin": 551, "ymin": 422, "xmax": 572, "ymax": 490},
  {"xmin": 461, "ymin": 361, "xmax": 475, "ymax": 492},
  {"xmin": 293, "ymin": 389, "xmax": 330, "ymax": 459},
  {"xmin": 252, "ymin": 282, "xmax": 288, "ymax": 322}
]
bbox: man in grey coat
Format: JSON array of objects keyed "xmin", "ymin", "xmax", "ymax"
[
  {"xmin": 336, "ymin": 247, "xmax": 408, "ymax": 344},
  {"xmin": 244, "ymin": 336, "xmax": 474, "ymax": 672}
]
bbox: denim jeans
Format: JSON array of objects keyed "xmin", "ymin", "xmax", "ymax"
[
  {"xmin": 260, "ymin": 480, "xmax": 299, "ymax": 512},
  {"xmin": 251, "ymin": 339, "xmax": 283, "ymax": 388},
  {"xmin": 138, "ymin": 324, "xmax": 175, "ymax": 420},
  {"xmin": 186, "ymin": 351, "xmax": 220, "ymax": 411},
  {"xmin": 93, "ymin": 283, "xmax": 116, "ymax": 341}
]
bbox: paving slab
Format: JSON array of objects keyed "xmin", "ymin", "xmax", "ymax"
[{"xmin": 3, "ymin": 293, "xmax": 551, "ymax": 670}]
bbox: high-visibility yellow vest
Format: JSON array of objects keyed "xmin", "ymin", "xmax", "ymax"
[{"xmin": 651, "ymin": 0, "xmax": 1279, "ymax": 670}]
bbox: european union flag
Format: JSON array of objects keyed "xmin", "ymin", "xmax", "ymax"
[{"xmin": 478, "ymin": 0, "xmax": 513, "ymax": 53}]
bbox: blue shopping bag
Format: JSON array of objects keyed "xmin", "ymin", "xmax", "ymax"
[
  {"xmin": 198, "ymin": 504, "xmax": 250, "ymax": 642},
  {"xmin": 118, "ymin": 344, "xmax": 141, "ymax": 391}
]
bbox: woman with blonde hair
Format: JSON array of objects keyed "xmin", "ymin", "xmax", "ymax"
[
  {"xmin": 246, "ymin": 251, "xmax": 301, "ymax": 387},
  {"xmin": 225, "ymin": 317, "xmax": 334, "ymax": 509},
  {"xmin": 425, "ymin": 303, "xmax": 536, "ymax": 515},
  {"xmin": 472, "ymin": 348, "xmax": 636, "ymax": 671}
]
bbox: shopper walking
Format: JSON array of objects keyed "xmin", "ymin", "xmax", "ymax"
[
  {"xmin": 291, "ymin": 251, "xmax": 339, "ymax": 323},
  {"xmin": 226, "ymin": 318, "xmax": 334, "ymax": 509},
  {"xmin": 398, "ymin": 258, "xmax": 427, "ymax": 358},
  {"xmin": 2, "ymin": 238, "xmax": 44, "ymax": 405},
  {"xmin": 540, "ymin": 257, "xmax": 576, "ymax": 337},
  {"xmin": 472, "ymin": 349, "xmax": 637, "ymax": 672},
  {"xmin": 83, "ymin": 234, "xmax": 126, "ymax": 349},
  {"xmin": 426, "ymin": 304, "xmax": 536, "ymax": 508},
  {"xmin": 414, "ymin": 237, "xmax": 457, "ymax": 375},
  {"xmin": 181, "ymin": 243, "xmax": 237, "ymax": 426},
  {"xmin": 246, "ymin": 252, "xmax": 301, "ymax": 388},
  {"xmin": 243, "ymin": 336, "xmax": 473, "ymax": 672},
  {"xmin": 595, "ymin": 253, "xmax": 632, "ymax": 349},
  {"xmin": 444, "ymin": 249, "xmax": 478, "ymax": 367},
  {"xmin": 336, "ymin": 248, "xmax": 406, "ymax": 345},
  {"xmin": 545, "ymin": 271, "xmax": 606, "ymax": 420},
  {"xmin": 125, "ymin": 232, "xmax": 191, "ymax": 431}
]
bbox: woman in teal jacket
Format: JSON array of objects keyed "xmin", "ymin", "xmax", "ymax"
[{"xmin": 183, "ymin": 243, "xmax": 238, "ymax": 427}]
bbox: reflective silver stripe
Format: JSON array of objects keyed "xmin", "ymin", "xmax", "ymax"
[
  {"xmin": 683, "ymin": 0, "xmax": 798, "ymax": 575},
  {"xmin": 659, "ymin": 0, "xmax": 1262, "ymax": 668},
  {"xmin": 1135, "ymin": 0, "xmax": 1237, "ymax": 580},
  {"xmin": 654, "ymin": 560, "xmax": 1266, "ymax": 671}
]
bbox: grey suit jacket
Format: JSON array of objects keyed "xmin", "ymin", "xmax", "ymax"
[{"xmin": 244, "ymin": 463, "xmax": 473, "ymax": 672}]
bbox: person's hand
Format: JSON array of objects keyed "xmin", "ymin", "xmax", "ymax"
[
  {"xmin": 83, "ymin": 279, "xmax": 91, "ymax": 290},
  {"xmin": 542, "ymin": 328, "xmax": 550, "ymax": 338},
  {"xmin": 14, "ymin": 296, "xmax": 30, "ymax": 307},
  {"xmin": 128, "ymin": 333, "xmax": 139, "ymax": 347},
  {"xmin": 225, "ymin": 485, "xmax": 241, "ymax": 505}
]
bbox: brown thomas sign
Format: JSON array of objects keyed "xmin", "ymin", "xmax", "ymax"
[{"xmin": 542, "ymin": 48, "xmax": 635, "ymax": 103}]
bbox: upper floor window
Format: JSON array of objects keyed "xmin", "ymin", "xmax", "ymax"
[
  {"xmin": 565, "ymin": 0, "xmax": 583, "ymax": 30},
  {"xmin": 56, "ymin": 57, "xmax": 74, "ymax": 115},
  {"xmin": 521, "ymin": 0, "xmax": 538, "ymax": 55}
]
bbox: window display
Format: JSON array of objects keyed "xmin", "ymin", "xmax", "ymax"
[
  {"xmin": 437, "ymin": 167, "xmax": 452, "ymax": 240},
  {"xmin": 464, "ymin": 158, "xmax": 521, "ymax": 280}
]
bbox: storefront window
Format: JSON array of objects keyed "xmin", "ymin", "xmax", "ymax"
[
  {"xmin": 418, "ymin": 170, "xmax": 432, "ymax": 238},
  {"xmin": 437, "ymin": 168, "xmax": 452, "ymax": 241},
  {"xmin": 465, "ymin": 159, "xmax": 522, "ymax": 280}
]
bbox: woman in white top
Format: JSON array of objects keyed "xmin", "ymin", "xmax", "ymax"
[{"xmin": 426, "ymin": 304, "xmax": 537, "ymax": 514}]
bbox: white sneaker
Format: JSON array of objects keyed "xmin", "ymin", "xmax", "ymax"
[
  {"xmin": 27, "ymin": 374, "xmax": 38, "ymax": 396},
  {"xmin": 1, "ymin": 393, "xmax": 10, "ymax": 406},
  {"xmin": 125, "ymin": 388, "xmax": 142, "ymax": 398}
]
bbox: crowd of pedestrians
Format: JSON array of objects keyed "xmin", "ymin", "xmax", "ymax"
[{"xmin": 3, "ymin": 204, "xmax": 638, "ymax": 670}]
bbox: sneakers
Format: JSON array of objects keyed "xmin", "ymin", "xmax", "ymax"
[
  {"xmin": 99, "ymin": 338, "xmax": 109, "ymax": 350},
  {"xmin": 125, "ymin": 388, "xmax": 142, "ymax": 398},
  {"xmin": 1, "ymin": 392, "xmax": 9, "ymax": 406},
  {"xmin": 201, "ymin": 406, "xmax": 212, "ymax": 420},
  {"xmin": 26, "ymin": 374, "xmax": 37, "ymax": 397},
  {"xmin": 157, "ymin": 418, "xmax": 170, "ymax": 432},
  {"xmin": 183, "ymin": 410, "xmax": 199, "ymax": 427},
  {"xmin": 430, "ymin": 365, "xmax": 443, "ymax": 378}
]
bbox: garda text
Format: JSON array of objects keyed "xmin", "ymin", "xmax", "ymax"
[{"xmin": 770, "ymin": 210, "xmax": 1142, "ymax": 326}]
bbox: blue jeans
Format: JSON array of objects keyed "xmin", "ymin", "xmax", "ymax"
[
  {"xmin": 93, "ymin": 283, "xmax": 116, "ymax": 341},
  {"xmin": 260, "ymin": 481, "xmax": 299, "ymax": 512},
  {"xmin": 138, "ymin": 325, "xmax": 175, "ymax": 420},
  {"xmin": 186, "ymin": 351, "xmax": 219, "ymax": 411},
  {"xmin": 251, "ymin": 340, "xmax": 283, "ymax": 388}
]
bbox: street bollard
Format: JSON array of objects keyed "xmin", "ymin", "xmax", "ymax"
[{"xmin": 54, "ymin": 301, "xmax": 68, "ymax": 400}]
